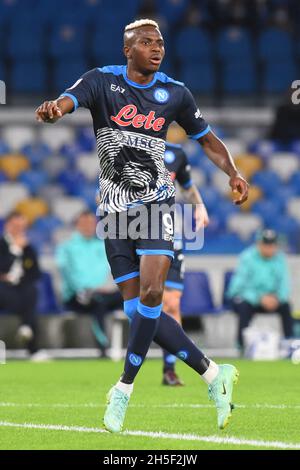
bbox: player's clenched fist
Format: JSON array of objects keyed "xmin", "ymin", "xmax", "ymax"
[{"xmin": 35, "ymin": 100, "xmax": 63, "ymax": 123}]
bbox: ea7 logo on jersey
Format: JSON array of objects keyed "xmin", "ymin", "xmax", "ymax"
[
  {"xmin": 111, "ymin": 104, "xmax": 165, "ymax": 131},
  {"xmin": 111, "ymin": 84, "xmax": 125, "ymax": 94},
  {"xmin": 195, "ymin": 108, "xmax": 202, "ymax": 119}
]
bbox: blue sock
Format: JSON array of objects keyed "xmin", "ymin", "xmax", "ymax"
[
  {"xmin": 163, "ymin": 349, "xmax": 176, "ymax": 373},
  {"xmin": 154, "ymin": 312, "xmax": 210, "ymax": 376},
  {"xmin": 121, "ymin": 301, "xmax": 161, "ymax": 384}
]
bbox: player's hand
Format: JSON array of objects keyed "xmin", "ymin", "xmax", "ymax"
[
  {"xmin": 194, "ymin": 203, "xmax": 209, "ymax": 231},
  {"xmin": 35, "ymin": 100, "xmax": 63, "ymax": 123},
  {"xmin": 229, "ymin": 173, "xmax": 249, "ymax": 205}
]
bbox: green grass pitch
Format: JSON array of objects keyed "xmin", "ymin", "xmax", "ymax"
[{"xmin": 0, "ymin": 358, "xmax": 300, "ymax": 450}]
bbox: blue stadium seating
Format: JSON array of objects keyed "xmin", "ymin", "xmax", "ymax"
[
  {"xmin": 49, "ymin": 25, "xmax": 86, "ymax": 59},
  {"xmin": 199, "ymin": 233, "xmax": 247, "ymax": 255},
  {"xmin": 155, "ymin": 0, "xmax": 190, "ymax": 25},
  {"xmin": 36, "ymin": 271, "xmax": 60, "ymax": 315},
  {"xmin": 7, "ymin": 25, "xmax": 44, "ymax": 59},
  {"xmin": 32, "ymin": 216, "xmax": 63, "ymax": 236},
  {"xmin": 262, "ymin": 59, "xmax": 297, "ymax": 93},
  {"xmin": 11, "ymin": 60, "xmax": 47, "ymax": 93},
  {"xmin": 252, "ymin": 199, "xmax": 282, "ymax": 225},
  {"xmin": 259, "ymin": 28, "xmax": 293, "ymax": 61},
  {"xmin": 176, "ymin": 27, "xmax": 213, "ymax": 61},
  {"xmin": 76, "ymin": 128, "xmax": 96, "ymax": 152},
  {"xmin": 78, "ymin": 184, "xmax": 98, "ymax": 211},
  {"xmin": 179, "ymin": 62, "xmax": 215, "ymax": 94},
  {"xmin": 92, "ymin": 26, "xmax": 124, "ymax": 64},
  {"xmin": 251, "ymin": 170, "xmax": 282, "ymax": 196},
  {"xmin": 274, "ymin": 185, "xmax": 298, "ymax": 210},
  {"xmin": 19, "ymin": 170, "xmax": 49, "ymax": 195},
  {"xmin": 181, "ymin": 271, "xmax": 219, "ymax": 316},
  {"xmin": 289, "ymin": 171, "xmax": 300, "ymax": 195},
  {"xmin": 0, "ymin": 171, "xmax": 7, "ymax": 183},
  {"xmin": 57, "ymin": 168, "xmax": 86, "ymax": 196},
  {"xmin": 53, "ymin": 59, "xmax": 88, "ymax": 92},
  {"xmin": 217, "ymin": 27, "xmax": 253, "ymax": 61},
  {"xmin": 21, "ymin": 143, "xmax": 52, "ymax": 167},
  {"xmin": 222, "ymin": 60, "xmax": 257, "ymax": 94},
  {"xmin": 198, "ymin": 186, "xmax": 222, "ymax": 212}
]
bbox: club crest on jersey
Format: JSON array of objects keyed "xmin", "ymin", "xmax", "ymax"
[
  {"xmin": 164, "ymin": 150, "xmax": 176, "ymax": 164},
  {"xmin": 111, "ymin": 104, "xmax": 165, "ymax": 132},
  {"xmin": 154, "ymin": 88, "xmax": 169, "ymax": 103}
]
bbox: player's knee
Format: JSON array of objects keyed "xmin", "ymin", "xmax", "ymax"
[{"xmin": 140, "ymin": 284, "xmax": 164, "ymax": 307}]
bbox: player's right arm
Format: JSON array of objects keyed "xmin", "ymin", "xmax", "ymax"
[{"xmin": 35, "ymin": 96, "xmax": 74, "ymax": 124}]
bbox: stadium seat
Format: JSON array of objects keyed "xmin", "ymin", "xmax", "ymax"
[
  {"xmin": 0, "ymin": 140, "xmax": 10, "ymax": 155},
  {"xmin": 181, "ymin": 272, "xmax": 219, "ymax": 317},
  {"xmin": 52, "ymin": 226, "xmax": 75, "ymax": 245},
  {"xmin": 197, "ymin": 156, "xmax": 217, "ymax": 181},
  {"xmin": 0, "ymin": 182, "xmax": 29, "ymax": 218},
  {"xmin": 91, "ymin": 26, "xmax": 124, "ymax": 64},
  {"xmin": 53, "ymin": 59, "xmax": 88, "ymax": 93},
  {"xmin": 217, "ymin": 27, "xmax": 254, "ymax": 61},
  {"xmin": 7, "ymin": 24, "xmax": 44, "ymax": 59},
  {"xmin": 57, "ymin": 169, "xmax": 86, "ymax": 196},
  {"xmin": 76, "ymin": 128, "xmax": 96, "ymax": 152},
  {"xmin": 251, "ymin": 170, "xmax": 282, "ymax": 196},
  {"xmin": 51, "ymin": 196, "xmax": 87, "ymax": 224},
  {"xmin": 222, "ymin": 138, "xmax": 246, "ymax": 156},
  {"xmin": 15, "ymin": 197, "xmax": 49, "ymax": 225},
  {"xmin": 42, "ymin": 156, "xmax": 67, "ymax": 179},
  {"xmin": 2, "ymin": 126, "xmax": 35, "ymax": 151},
  {"xmin": 222, "ymin": 60, "xmax": 257, "ymax": 94},
  {"xmin": 179, "ymin": 62, "xmax": 215, "ymax": 94},
  {"xmin": 155, "ymin": 0, "xmax": 190, "ymax": 25},
  {"xmin": 32, "ymin": 215, "xmax": 63, "ymax": 237},
  {"xmin": 289, "ymin": 171, "xmax": 300, "ymax": 196},
  {"xmin": 287, "ymin": 197, "xmax": 300, "ymax": 223},
  {"xmin": 248, "ymin": 139, "xmax": 281, "ymax": 158},
  {"xmin": 211, "ymin": 171, "xmax": 231, "ymax": 195},
  {"xmin": 39, "ymin": 184, "xmax": 66, "ymax": 205},
  {"xmin": 234, "ymin": 154, "xmax": 263, "ymax": 180},
  {"xmin": 0, "ymin": 153, "xmax": 30, "ymax": 180},
  {"xmin": 36, "ymin": 272, "xmax": 60, "ymax": 315},
  {"xmin": 0, "ymin": 171, "xmax": 7, "ymax": 183},
  {"xmin": 21, "ymin": 143, "xmax": 52, "ymax": 167},
  {"xmin": 191, "ymin": 233, "xmax": 247, "ymax": 255},
  {"xmin": 227, "ymin": 213, "xmax": 262, "ymax": 241},
  {"xmin": 198, "ymin": 186, "xmax": 222, "ymax": 213},
  {"xmin": 259, "ymin": 28, "xmax": 293, "ymax": 61},
  {"xmin": 19, "ymin": 170, "xmax": 49, "ymax": 195},
  {"xmin": 39, "ymin": 127, "xmax": 75, "ymax": 152},
  {"xmin": 210, "ymin": 199, "xmax": 239, "ymax": 226},
  {"xmin": 10, "ymin": 60, "xmax": 47, "ymax": 93},
  {"xmin": 266, "ymin": 215, "xmax": 300, "ymax": 252},
  {"xmin": 78, "ymin": 184, "xmax": 98, "ymax": 211},
  {"xmin": 76, "ymin": 153, "xmax": 99, "ymax": 182},
  {"xmin": 49, "ymin": 24, "xmax": 86, "ymax": 59},
  {"xmin": 189, "ymin": 168, "xmax": 206, "ymax": 187},
  {"xmin": 252, "ymin": 199, "xmax": 282, "ymax": 225},
  {"xmin": 176, "ymin": 27, "xmax": 213, "ymax": 61},
  {"xmin": 273, "ymin": 185, "xmax": 298, "ymax": 210},
  {"xmin": 267, "ymin": 153, "xmax": 299, "ymax": 181},
  {"xmin": 262, "ymin": 60, "xmax": 297, "ymax": 94}
]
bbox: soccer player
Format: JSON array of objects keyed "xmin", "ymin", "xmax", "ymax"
[
  {"xmin": 162, "ymin": 141, "xmax": 209, "ymax": 386},
  {"xmin": 35, "ymin": 19, "xmax": 249, "ymax": 433}
]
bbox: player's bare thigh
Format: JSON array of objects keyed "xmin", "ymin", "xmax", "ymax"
[{"xmin": 117, "ymin": 255, "xmax": 171, "ymax": 306}]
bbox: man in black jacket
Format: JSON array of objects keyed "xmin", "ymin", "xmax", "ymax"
[{"xmin": 0, "ymin": 211, "xmax": 41, "ymax": 354}]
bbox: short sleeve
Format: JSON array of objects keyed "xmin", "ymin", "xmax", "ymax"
[
  {"xmin": 176, "ymin": 86, "xmax": 210, "ymax": 139},
  {"xmin": 60, "ymin": 68, "xmax": 101, "ymax": 112},
  {"xmin": 176, "ymin": 149, "xmax": 193, "ymax": 189}
]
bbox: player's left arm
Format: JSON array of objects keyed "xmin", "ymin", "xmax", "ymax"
[{"xmin": 198, "ymin": 130, "xmax": 249, "ymax": 206}]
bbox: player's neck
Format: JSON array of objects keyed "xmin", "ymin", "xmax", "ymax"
[{"xmin": 126, "ymin": 64, "xmax": 155, "ymax": 86}]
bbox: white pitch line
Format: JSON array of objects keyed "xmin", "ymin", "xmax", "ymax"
[
  {"xmin": 0, "ymin": 402, "xmax": 300, "ymax": 410},
  {"xmin": 0, "ymin": 420, "xmax": 299, "ymax": 450}
]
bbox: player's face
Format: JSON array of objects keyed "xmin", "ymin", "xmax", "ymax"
[{"xmin": 126, "ymin": 27, "xmax": 165, "ymax": 73}]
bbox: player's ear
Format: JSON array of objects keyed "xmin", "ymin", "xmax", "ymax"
[{"xmin": 123, "ymin": 45, "xmax": 131, "ymax": 59}]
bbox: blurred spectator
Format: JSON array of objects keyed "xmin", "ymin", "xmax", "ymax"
[
  {"xmin": 55, "ymin": 210, "xmax": 123, "ymax": 356},
  {"xmin": 0, "ymin": 211, "xmax": 41, "ymax": 357},
  {"xmin": 227, "ymin": 229, "xmax": 293, "ymax": 350}
]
